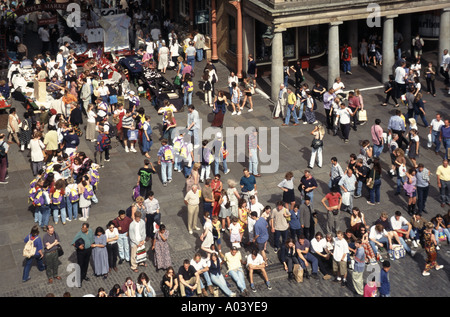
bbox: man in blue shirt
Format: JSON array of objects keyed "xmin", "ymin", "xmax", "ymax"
[
  {"xmin": 240, "ymin": 168, "xmax": 256, "ymax": 201},
  {"xmin": 388, "ymin": 110, "xmax": 408, "ymax": 149},
  {"xmin": 289, "ymin": 204, "xmax": 302, "ymax": 241},
  {"xmin": 251, "ymin": 212, "xmax": 269, "ymax": 263}
]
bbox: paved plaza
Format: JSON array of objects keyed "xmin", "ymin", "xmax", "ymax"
[{"xmin": 0, "ymin": 42, "xmax": 449, "ymax": 297}]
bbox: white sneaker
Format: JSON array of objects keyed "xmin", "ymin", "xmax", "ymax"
[
  {"xmin": 125, "ymin": 147, "xmax": 129, "ymax": 153},
  {"xmin": 189, "ymin": 230, "xmax": 193, "ymax": 234},
  {"xmin": 436, "ymin": 265, "xmax": 444, "ymax": 271},
  {"xmin": 436, "ymin": 245, "xmax": 440, "ymax": 250},
  {"xmin": 412, "ymin": 240, "xmax": 418, "ymax": 248},
  {"xmin": 248, "ymin": 109, "xmax": 253, "ymax": 112},
  {"xmin": 303, "ymin": 121, "xmax": 308, "ymax": 124},
  {"xmin": 422, "ymin": 271, "xmax": 430, "ymax": 276},
  {"xmin": 237, "ymin": 111, "xmax": 241, "ymax": 115},
  {"xmin": 130, "ymin": 147, "xmax": 137, "ymax": 153},
  {"xmin": 415, "ymin": 240, "xmax": 421, "ymax": 248},
  {"xmin": 232, "ymin": 111, "xmax": 237, "ymax": 115},
  {"xmin": 410, "ymin": 250, "xmax": 416, "ymax": 257},
  {"xmin": 224, "ymin": 169, "xmax": 230, "ymax": 175}
]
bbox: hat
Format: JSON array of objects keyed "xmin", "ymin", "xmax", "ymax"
[{"xmin": 216, "ymin": 132, "xmax": 222, "ymax": 139}]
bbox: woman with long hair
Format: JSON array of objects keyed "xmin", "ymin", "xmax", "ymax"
[
  {"xmin": 161, "ymin": 266, "xmax": 180, "ymax": 297},
  {"xmin": 367, "ymin": 158, "xmax": 382, "ymax": 205},
  {"xmin": 136, "ymin": 272, "xmax": 156, "ymax": 297},
  {"xmin": 211, "ymin": 91, "xmax": 228, "ymax": 128},
  {"xmin": 309, "ymin": 123, "xmax": 325, "ymax": 169}
]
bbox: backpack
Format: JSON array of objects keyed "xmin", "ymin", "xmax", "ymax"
[
  {"xmin": 203, "ymin": 80, "xmax": 211, "ymax": 91},
  {"xmin": 414, "ymin": 38, "xmax": 422, "ymax": 50},
  {"xmin": 83, "ymin": 185, "xmax": 94, "ymax": 200},
  {"xmin": 163, "ymin": 146, "xmax": 174, "ymax": 161},
  {"xmin": 30, "ymin": 187, "xmax": 46, "ymax": 207},
  {"xmin": 68, "ymin": 185, "xmax": 80, "ymax": 203},
  {"xmin": 23, "ymin": 235, "xmax": 36, "ymax": 258},
  {"xmin": 186, "ymin": 81, "xmax": 194, "ymax": 92},
  {"xmin": 99, "ymin": 133, "xmax": 111, "ymax": 151},
  {"xmin": 0, "ymin": 141, "xmax": 6, "ymax": 158},
  {"xmin": 52, "ymin": 189, "xmax": 64, "ymax": 205},
  {"xmin": 173, "ymin": 137, "xmax": 183, "ymax": 153},
  {"xmin": 343, "ymin": 47, "xmax": 349, "ymax": 60},
  {"xmin": 89, "ymin": 168, "xmax": 100, "ymax": 188}
]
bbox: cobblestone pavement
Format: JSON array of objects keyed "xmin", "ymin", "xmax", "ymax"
[{"xmin": 0, "ymin": 36, "xmax": 449, "ymax": 297}]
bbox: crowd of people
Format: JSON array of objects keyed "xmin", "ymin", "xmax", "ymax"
[{"xmin": 0, "ymin": 0, "xmax": 448, "ymax": 298}]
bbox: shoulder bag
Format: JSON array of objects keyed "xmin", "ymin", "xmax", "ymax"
[{"xmin": 311, "ymin": 131, "xmax": 323, "ymax": 149}]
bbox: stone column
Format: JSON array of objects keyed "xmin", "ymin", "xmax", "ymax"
[
  {"xmin": 382, "ymin": 15, "xmax": 397, "ymax": 83},
  {"xmin": 271, "ymin": 27, "xmax": 285, "ymax": 102},
  {"xmin": 327, "ymin": 22, "xmax": 342, "ymax": 90},
  {"xmin": 347, "ymin": 20, "xmax": 358, "ymax": 67},
  {"xmin": 438, "ymin": 8, "xmax": 450, "ymax": 68},
  {"xmin": 400, "ymin": 14, "xmax": 411, "ymax": 58}
]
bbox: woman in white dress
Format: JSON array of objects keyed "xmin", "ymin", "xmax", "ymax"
[
  {"xmin": 86, "ymin": 103, "xmax": 97, "ymax": 142},
  {"xmin": 158, "ymin": 42, "xmax": 170, "ymax": 74}
]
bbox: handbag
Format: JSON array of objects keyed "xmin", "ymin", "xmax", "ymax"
[
  {"xmin": 366, "ymin": 170, "xmax": 375, "ymax": 189},
  {"xmin": 293, "ymin": 264, "xmax": 304, "ymax": 283},
  {"xmin": 311, "ymin": 131, "xmax": 323, "ymax": 149},
  {"xmin": 57, "ymin": 244, "xmax": 64, "ymax": 257},
  {"xmin": 358, "ymin": 109, "xmax": 367, "ymax": 122},
  {"xmin": 127, "ymin": 129, "xmax": 139, "ymax": 141}
]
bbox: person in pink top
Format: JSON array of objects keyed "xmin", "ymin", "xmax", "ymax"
[
  {"xmin": 364, "ymin": 277, "xmax": 378, "ymax": 297},
  {"xmin": 371, "ymin": 119, "xmax": 384, "ymax": 158}
]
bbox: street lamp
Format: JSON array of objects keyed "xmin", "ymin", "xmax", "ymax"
[{"xmin": 262, "ymin": 25, "xmax": 274, "ymax": 46}]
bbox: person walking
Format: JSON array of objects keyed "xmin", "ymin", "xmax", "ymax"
[
  {"xmin": 282, "ymin": 87, "xmax": 299, "ymax": 126},
  {"xmin": 422, "ymin": 222, "xmax": 444, "ymax": 276},
  {"xmin": 309, "ymin": 124, "xmax": 325, "ymax": 169},
  {"xmin": 42, "ymin": 225, "xmax": 62, "ymax": 284},
  {"xmin": 0, "ymin": 134, "xmax": 9, "ymax": 185},
  {"xmin": 22, "ymin": 225, "xmax": 45, "ymax": 283},
  {"xmin": 273, "ymin": 84, "xmax": 287, "ymax": 120},
  {"xmin": 341, "ymin": 43, "xmax": 353, "ymax": 75},
  {"xmin": 436, "ymin": 159, "xmax": 450, "ymax": 207},
  {"xmin": 157, "ymin": 139, "xmax": 174, "ymax": 187}
]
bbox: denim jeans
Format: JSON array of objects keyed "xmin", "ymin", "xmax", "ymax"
[
  {"xmin": 187, "ymin": 55, "xmax": 195, "ymax": 68},
  {"xmin": 40, "ymin": 205, "xmax": 51, "ymax": 227},
  {"xmin": 196, "ymin": 49, "xmax": 203, "ymax": 62},
  {"xmin": 369, "ymin": 179, "xmax": 382, "ymax": 203},
  {"xmin": 161, "ymin": 161, "xmax": 173, "ymax": 184},
  {"xmin": 373, "ymin": 143, "xmax": 383, "ymax": 158},
  {"xmin": 274, "ymin": 229, "xmax": 288, "ymax": 249},
  {"xmin": 23, "ymin": 253, "xmax": 45, "ymax": 281},
  {"xmin": 396, "ymin": 175, "xmax": 405, "ymax": 194},
  {"xmin": 34, "ymin": 207, "xmax": 42, "ymax": 224},
  {"xmin": 51, "ymin": 206, "xmax": 67, "ymax": 224},
  {"xmin": 214, "ymin": 156, "xmax": 228, "ymax": 175},
  {"xmin": 431, "ymin": 131, "xmax": 441, "ymax": 152},
  {"xmin": 188, "ymin": 129, "xmax": 200, "ymax": 148},
  {"xmin": 443, "ymin": 138, "xmax": 450, "ymax": 160},
  {"xmin": 410, "ymin": 227, "xmax": 423, "ymax": 240},
  {"xmin": 210, "ymin": 273, "xmax": 233, "ymax": 296},
  {"xmin": 249, "ymin": 148, "xmax": 258, "ymax": 175},
  {"xmin": 369, "ymin": 236, "xmax": 390, "ymax": 256},
  {"xmin": 285, "ymin": 104, "xmax": 299, "ymax": 125},
  {"xmin": 298, "ymin": 252, "xmax": 319, "ymax": 274},
  {"xmin": 342, "ymin": 60, "xmax": 351, "ymax": 73},
  {"xmin": 184, "ymin": 91, "xmax": 193, "ymax": 106},
  {"xmin": 66, "ymin": 198, "xmax": 78, "ymax": 220},
  {"xmin": 228, "ymin": 269, "xmax": 246, "ymax": 292},
  {"xmin": 398, "ymin": 236, "xmax": 411, "ymax": 253},
  {"xmin": 174, "ymin": 155, "xmax": 183, "ymax": 171},
  {"xmin": 117, "ymin": 233, "xmax": 130, "ymax": 261},
  {"xmin": 199, "ymin": 271, "xmax": 213, "ymax": 289},
  {"xmin": 297, "ymin": 102, "xmax": 305, "ymax": 121}
]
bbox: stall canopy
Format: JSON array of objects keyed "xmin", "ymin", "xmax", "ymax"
[{"xmin": 97, "ymin": 13, "xmax": 131, "ymax": 52}]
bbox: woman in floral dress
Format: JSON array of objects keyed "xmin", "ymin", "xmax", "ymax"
[
  {"xmin": 422, "ymin": 222, "xmax": 444, "ymax": 276},
  {"xmin": 152, "ymin": 224, "xmax": 171, "ymax": 270}
]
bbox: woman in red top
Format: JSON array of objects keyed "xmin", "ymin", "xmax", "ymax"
[{"xmin": 210, "ymin": 174, "xmax": 223, "ymax": 217}]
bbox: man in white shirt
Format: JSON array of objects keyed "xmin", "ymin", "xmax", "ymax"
[
  {"xmin": 430, "ymin": 114, "xmax": 445, "ymax": 154},
  {"xmin": 336, "ymin": 102, "xmax": 353, "ymax": 143},
  {"xmin": 390, "ymin": 211, "xmax": 416, "ymax": 257},
  {"xmin": 332, "ymin": 231, "xmax": 349, "ymax": 286},
  {"xmin": 190, "ymin": 253, "xmax": 213, "ymax": 296},
  {"xmin": 332, "ymin": 77, "xmax": 346, "ymax": 99},
  {"xmin": 248, "ymin": 195, "xmax": 264, "ymax": 242},
  {"xmin": 129, "ymin": 211, "xmax": 147, "ymax": 272},
  {"xmin": 310, "ymin": 232, "xmax": 333, "ymax": 279},
  {"xmin": 394, "ymin": 61, "xmax": 407, "ymax": 98},
  {"xmin": 150, "ymin": 27, "xmax": 161, "ymax": 41},
  {"xmin": 246, "ymin": 249, "xmax": 272, "ymax": 292},
  {"xmin": 439, "ymin": 49, "xmax": 450, "ymax": 89},
  {"xmin": 187, "ymin": 105, "xmax": 200, "ymax": 148},
  {"xmin": 143, "ymin": 191, "xmax": 160, "ymax": 240}
]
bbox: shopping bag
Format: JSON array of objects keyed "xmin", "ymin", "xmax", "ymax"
[
  {"xmin": 293, "ymin": 264, "xmax": 304, "ymax": 283},
  {"xmin": 358, "ymin": 109, "xmax": 367, "ymax": 122}
]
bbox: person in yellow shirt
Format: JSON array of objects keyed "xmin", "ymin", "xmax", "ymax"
[
  {"xmin": 436, "ymin": 159, "xmax": 450, "ymax": 207},
  {"xmin": 282, "ymin": 87, "xmax": 299, "ymax": 126}
]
